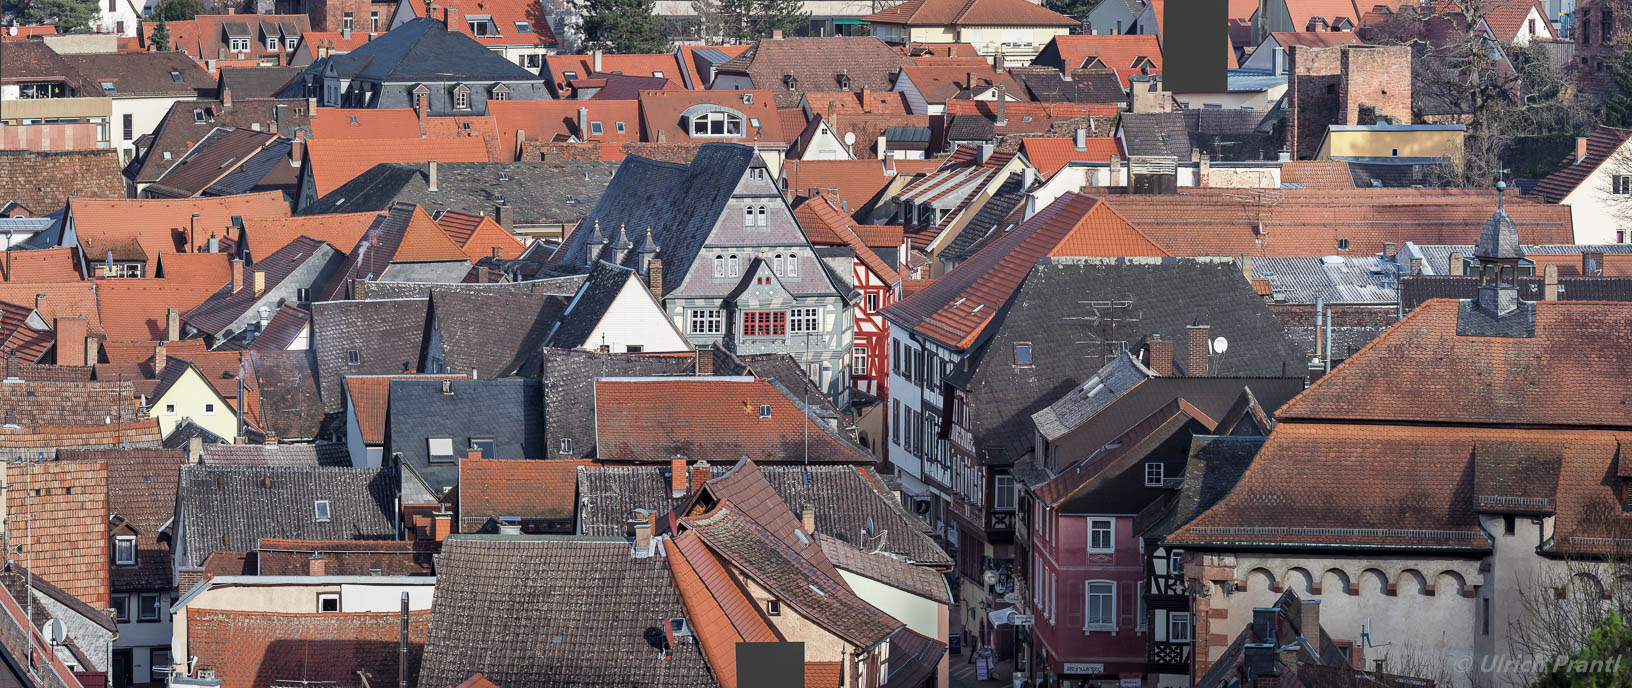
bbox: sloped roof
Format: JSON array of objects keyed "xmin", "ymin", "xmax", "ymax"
[
  {"xmin": 667, "ymin": 528, "xmax": 780, "ymax": 688},
  {"xmin": 817, "ymin": 533, "xmax": 951, "ymax": 602},
  {"xmin": 399, "ymin": 0, "xmax": 559, "ymax": 47},
  {"xmin": 864, "ymin": 0, "xmax": 1078, "ymax": 26},
  {"xmin": 188, "ymin": 609, "xmax": 430, "ymax": 688},
  {"xmin": 300, "ymin": 161, "xmax": 619, "ymax": 227},
  {"xmin": 343, "ymin": 373, "xmax": 467, "ymax": 445},
  {"xmin": 539, "ymin": 349, "xmax": 695, "ymax": 459},
  {"xmin": 458, "ymin": 458, "xmax": 588, "ymax": 523},
  {"xmin": 418, "ymin": 537, "xmax": 715, "ymax": 688},
  {"xmin": 1020, "ymin": 136, "xmax": 1125, "ymax": 178},
  {"xmin": 1032, "ymin": 35, "xmax": 1163, "ymax": 88},
  {"xmin": 716, "ymin": 37, "xmax": 910, "ymax": 108},
  {"xmin": 178, "ymin": 465, "xmax": 397, "ymax": 567},
  {"xmin": 305, "ymin": 137, "xmax": 491, "ymax": 200},
  {"xmin": 68, "ymin": 192, "xmax": 288, "ymax": 259},
  {"xmin": 387, "ymin": 378, "xmax": 544, "ymax": 496},
  {"xmin": 85, "ymin": 447, "xmax": 186, "ymax": 591},
  {"xmin": 315, "ymin": 17, "xmax": 544, "ymax": 82},
  {"xmin": 62, "ymin": 51, "xmax": 213, "ymax": 96},
  {"xmin": 1532, "ymin": 126, "xmax": 1632, "ymax": 203},
  {"xmin": 0, "ymin": 150, "xmax": 125, "ymax": 216},
  {"xmin": 4, "ymin": 458, "xmax": 109, "ymax": 606},
  {"xmin": 433, "ymin": 210, "xmax": 525, "ymax": 261},
  {"xmin": 793, "ymin": 196, "xmax": 901, "ymax": 284},
  {"xmin": 254, "ymin": 538, "xmax": 435, "ymax": 576},
  {"xmin": 592, "ymin": 378, "xmax": 872, "ymax": 463},
  {"xmin": 319, "ymin": 202, "xmax": 468, "ymax": 301},
  {"xmin": 182, "ymin": 236, "xmax": 334, "ymax": 335},
  {"xmin": 427, "ymin": 288, "xmax": 571, "ymax": 378}
]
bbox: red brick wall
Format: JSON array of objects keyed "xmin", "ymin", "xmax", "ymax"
[{"xmin": 1287, "ymin": 44, "xmax": 1412, "ymax": 159}]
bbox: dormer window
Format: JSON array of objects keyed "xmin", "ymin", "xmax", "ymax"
[
  {"xmin": 491, "ymin": 83, "xmax": 510, "ymax": 101},
  {"xmin": 783, "ymin": 74, "xmax": 797, "ymax": 90},
  {"xmin": 266, "ymin": 35, "xmax": 279, "ymax": 51},
  {"xmin": 453, "ymin": 84, "xmax": 471, "ymax": 110},
  {"xmin": 286, "ymin": 36, "xmax": 298, "ymax": 50},
  {"xmin": 689, "ymin": 110, "xmax": 744, "ymax": 137},
  {"xmin": 114, "ymin": 536, "xmax": 136, "ymax": 566},
  {"xmin": 230, "ymin": 37, "xmax": 250, "ymax": 53}
]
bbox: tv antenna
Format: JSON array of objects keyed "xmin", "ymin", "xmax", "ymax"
[{"xmin": 1063, "ymin": 298, "xmax": 1139, "ymax": 367}]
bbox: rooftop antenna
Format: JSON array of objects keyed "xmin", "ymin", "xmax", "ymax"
[{"xmin": 1063, "ymin": 298, "xmax": 1139, "ymax": 367}]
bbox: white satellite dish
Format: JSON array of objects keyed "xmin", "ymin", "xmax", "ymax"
[
  {"xmin": 43, "ymin": 619, "xmax": 66, "ymax": 645},
  {"xmin": 1211, "ymin": 336, "xmax": 1229, "ymax": 355},
  {"xmin": 843, "ymin": 132, "xmax": 856, "ymax": 146}
]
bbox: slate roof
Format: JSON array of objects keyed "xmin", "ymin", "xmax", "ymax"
[
  {"xmin": 188, "ymin": 608, "xmax": 430, "ymax": 688},
  {"xmin": 387, "ymin": 378, "xmax": 544, "ymax": 498},
  {"xmin": 81, "ymin": 447, "xmax": 186, "ymax": 591},
  {"xmin": 300, "ymin": 17, "xmax": 544, "ymax": 83},
  {"xmin": 243, "ymin": 349, "xmax": 327, "ymax": 441},
  {"xmin": 1120, "ymin": 109, "xmax": 1281, "ymax": 160},
  {"xmin": 183, "ymin": 236, "xmax": 334, "ymax": 335},
  {"xmin": 0, "ymin": 150, "xmax": 125, "ymax": 216},
  {"xmin": 539, "ymin": 349, "xmax": 695, "ymax": 459},
  {"xmin": 938, "ymin": 172, "xmax": 1025, "ymax": 263},
  {"xmin": 1533, "ymin": 126, "xmax": 1632, "ymax": 203},
  {"xmin": 178, "ymin": 465, "xmax": 397, "ymax": 567},
  {"xmin": 302, "ymin": 161, "xmax": 618, "ymax": 227},
  {"xmin": 248, "ymin": 305, "xmax": 311, "ymax": 352},
  {"xmin": 540, "ymin": 261, "xmax": 635, "ymax": 350},
  {"xmin": 426, "ymin": 289, "xmax": 571, "ymax": 378},
  {"xmin": 957, "ymin": 258, "xmax": 1305, "ymax": 464},
  {"xmin": 1009, "ymin": 67, "xmax": 1128, "ymax": 104},
  {"xmin": 200, "ymin": 443, "xmax": 350, "ymax": 467},
  {"xmin": 715, "ymin": 37, "xmax": 910, "ymax": 108},
  {"xmin": 218, "ymin": 66, "xmax": 304, "ymax": 99},
  {"xmin": 417, "ymin": 537, "xmax": 716, "ymax": 688},
  {"xmin": 1134, "ymin": 434, "xmax": 1267, "ymax": 538},
  {"xmin": 130, "ymin": 98, "xmax": 311, "ymax": 186},
  {"xmin": 816, "ymin": 534, "xmax": 950, "ymax": 603},
  {"xmin": 146, "ymin": 127, "xmax": 282, "ymax": 199},
  {"xmin": 755, "ymin": 464, "xmax": 950, "ymax": 566},
  {"xmin": 592, "ymin": 378, "xmax": 872, "ymax": 463},
  {"xmin": 1250, "ymin": 255, "xmax": 1400, "ymax": 304}
]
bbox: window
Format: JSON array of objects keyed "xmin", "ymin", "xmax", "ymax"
[
  {"xmin": 1168, "ymin": 548, "xmax": 1183, "ymax": 574},
  {"xmin": 138, "ymin": 593, "xmax": 161, "ymax": 622},
  {"xmin": 163, "ymin": 403, "xmax": 176, "ymax": 416},
  {"xmin": 1584, "ymin": 18, "xmax": 1592, "ymax": 44},
  {"xmin": 112, "ymin": 595, "xmax": 130, "ymax": 623},
  {"xmin": 369, "ymin": 11, "xmax": 379, "ymax": 31},
  {"xmin": 343, "ymin": 12, "xmax": 354, "ymax": 32},
  {"xmin": 1088, "ymin": 518, "xmax": 1114, "ymax": 552},
  {"xmin": 1482, "ymin": 597, "xmax": 1491, "ymax": 635},
  {"xmin": 773, "ymin": 254, "xmax": 785, "ymax": 275},
  {"xmin": 766, "ymin": 600, "xmax": 781, "ymax": 615},
  {"xmin": 742, "ymin": 311, "xmax": 786, "ymax": 337},
  {"xmin": 743, "ymin": 207, "xmax": 755, "ymax": 226},
  {"xmin": 314, "ymin": 500, "xmax": 331, "ymax": 522},
  {"xmin": 626, "ymin": 345, "xmax": 644, "ymax": 353},
  {"xmin": 347, "ymin": 350, "xmax": 361, "ymax": 365},
  {"xmin": 1086, "ymin": 582, "xmax": 1115, "ymax": 628},
  {"xmin": 756, "ymin": 205, "xmax": 767, "ymax": 227},
  {"xmin": 891, "ymin": 399, "xmax": 900, "ymax": 443},
  {"xmin": 471, "ymin": 438, "xmax": 496, "ymax": 458},
  {"xmin": 203, "ymin": 403, "xmax": 216, "ymax": 415},
  {"xmin": 1615, "ymin": 176, "xmax": 1632, "ymax": 195},
  {"xmin": 492, "ymin": 88, "xmax": 508, "ymax": 101},
  {"xmin": 1605, "ymin": 9, "xmax": 1613, "ymax": 41},
  {"xmin": 786, "ymin": 253, "xmax": 798, "ymax": 277},
  {"xmin": 515, "ymin": 20, "xmax": 532, "ymax": 32},
  {"xmin": 866, "ymin": 293, "xmax": 879, "ymax": 312},
  {"xmin": 193, "ymin": 109, "xmax": 206, "ymax": 123},
  {"xmin": 993, "ymin": 474, "xmax": 1015, "ymax": 511},
  {"xmin": 790, "ymin": 307, "xmax": 819, "ymax": 333},
  {"xmin": 590, "ymin": 121, "xmax": 604, "ymax": 135},
  {"xmin": 616, "ymin": 121, "xmax": 626, "ymax": 133},
  {"xmin": 689, "ymin": 309, "xmax": 723, "ymax": 335},
  {"xmin": 318, "ymin": 593, "xmax": 340, "ymax": 612},
  {"xmin": 230, "ymin": 37, "xmax": 250, "ymax": 52},
  {"xmin": 758, "ymin": 404, "xmax": 773, "ymax": 418},
  {"xmin": 122, "ymin": 114, "xmax": 134, "ymax": 140},
  {"xmin": 1013, "ymin": 342, "xmax": 1032, "ymax": 366},
  {"xmin": 266, "ymin": 35, "xmax": 279, "ymax": 51},
  {"xmin": 114, "ymin": 536, "xmax": 136, "ymax": 566},
  {"xmin": 1169, "ymin": 611, "xmax": 1193, "ymax": 642},
  {"xmin": 1145, "ymin": 462, "xmax": 1164, "ymax": 486},
  {"xmin": 728, "ymin": 255, "xmax": 740, "ymax": 276},
  {"xmin": 454, "ymin": 87, "xmax": 470, "ymax": 110},
  {"xmin": 1529, "ymin": 18, "xmax": 1536, "ymax": 34},
  {"xmin": 428, "ymin": 437, "xmax": 456, "ymax": 463},
  {"xmin": 285, "ymin": 37, "xmax": 297, "ymax": 49},
  {"xmin": 689, "ymin": 111, "xmax": 744, "ymax": 137},
  {"xmin": 524, "ymin": 54, "xmax": 541, "ymax": 69},
  {"xmin": 652, "ymin": 70, "xmax": 665, "ymax": 78},
  {"xmin": 560, "ymin": 438, "xmax": 574, "ymax": 454},
  {"xmin": 852, "ymin": 347, "xmax": 868, "ymax": 376}
]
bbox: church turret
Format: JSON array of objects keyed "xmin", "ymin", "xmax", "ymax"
[
  {"xmin": 586, "ymin": 220, "xmax": 607, "ymax": 266},
  {"xmin": 1474, "ymin": 181, "xmax": 1524, "ymax": 316},
  {"xmin": 635, "ymin": 227, "xmax": 661, "ymax": 275},
  {"xmin": 612, "ymin": 224, "xmax": 634, "ymax": 265}
]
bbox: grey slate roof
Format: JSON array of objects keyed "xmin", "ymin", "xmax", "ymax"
[
  {"xmin": 1345, "ymin": 159, "xmax": 1447, "ymax": 188},
  {"xmin": 297, "ymin": 18, "xmax": 542, "ymax": 83},
  {"xmin": 941, "ymin": 172, "xmax": 1025, "ymax": 263},
  {"xmin": 957, "ymin": 257, "xmax": 1305, "ymax": 465},
  {"xmin": 1011, "ymin": 67, "xmax": 1127, "ymax": 103},
  {"xmin": 247, "ymin": 349, "xmax": 327, "ymax": 440},
  {"xmin": 576, "ymin": 463, "xmax": 720, "ymax": 537},
  {"xmin": 1134, "ymin": 433, "xmax": 1265, "ymax": 538},
  {"xmin": 1030, "ymin": 350, "xmax": 1154, "ymax": 441},
  {"xmin": 544, "ymin": 261, "xmax": 636, "ymax": 350},
  {"xmin": 162, "ymin": 418, "xmax": 230, "ymax": 449},
  {"xmin": 387, "ymin": 378, "xmax": 544, "ymax": 498},
  {"xmin": 1475, "ymin": 199, "xmax": 1525, "ymax": 260},
  {"xmin": 182, "ymin": 236, "xmax": 337, "ymax": 336},
  {"xmin": 218, "ymin": 66, "xmax": 303, "ymax": 99},
  {"xmin": 551, "ymin": 144, "xmax": 750, "ymax": 295},
  {"xmin": 310, "ymin": 298, "xmax": 430, "ymax": 412},
  {"xmin": 540, "ymin": 350, "xmax": 695, "ymax": 459},
  {"xmin": 1250, "ymin": 256, "xmax": 1400, "ymax": 305},
  {"xmin": 416, "ymin": 537, "xmax": 716, "ymax": 688},
  {"xmin": 299, "ymin": 161, "xmax": 620, "ymax": 225},
  {"xmin": 427, "ymin": 289, "xmax": 571, "ymax": 378},
  {"xmin": 363, "ymin": 274, "xmax": 586, "ymax": 300},
  {"xmin": 817, "ymin": 534, "xmax": 950, "ymax": 603},
  {"xmin": 201, "ymin": 442, "xmax": 351, "ymax": 466},
  {"xmin": 178, "ymin": 464, "xmax": 397, "ymax": 567},
  {"xmin": 1120, "ymin": 109, "xmax": 1282, "ymax": 160}
]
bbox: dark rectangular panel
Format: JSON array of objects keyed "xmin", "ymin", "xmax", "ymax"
[
  {"xmin": 738, "ymin": 641, "xmax": 805, "ymax": 688},
  {"xmin": 1163, "ymin": 0, "xmax": 1229, "ymax": 93}
]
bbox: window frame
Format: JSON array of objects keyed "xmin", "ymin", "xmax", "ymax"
[
  {"xmin": 229, "ymin": 37, "xmax": 250, "ymax": 53},
  {"xmin": 742, "ymin": 310, "xmax": 787, "ymax": 338},
  {"xmin": 318, "ymin": 592, "xmax": 341, "ymax": 613},
  {"xmin": 314, "ymin": 500, "xmax": 332, "ymax": 522},
  {"xmin": 689, "ymin": 308, "xmax": 723, "ymax": 335},
  {"xmin": 346, "ymin": 350, "xmax": 361, "ymax": 365},
  {"xmin": 789, "ymin": 307, "xmax": 820, "ymax": 334},
  {"xmin": 138, "ymin": 592, "xmax": 161, "ymax": 622},
  {"xmin": 1013, "ymin": 341, "xmax": 1032, "ymax": 366},
  {"xmin": 112, "ymin": 594, "xmax": 130, "ymax": 623},
  {"xmin": 992, "ymin": 474, "xmax": 1016, "ymax": 511},
  {"xmin": 852, "ymin": 346, "xmax": 868, "ymax": 376},
  {"xmin": 1085, "ymin": 581, "xmax": 1115, "ymax": 629},
  {"xmin": 427, "ymin": 436, "xmax": 456, "ymax": 463},
  {"xmin": 1145, "ymin": 462, "xmax": 1164, "ymax": 487},
  {"xmin": 203, "ymin": 403, "xmax": 217, "ymax": 415},
  {"xmin": 113, "ymin": 535, "xmax": 137, "ymax": 566},
  {"xmin": 559, "ymin": 438, "xmax": 574, "ymax": 454},
  {"xmin": 1168, "ymin": 611, "xmax": 1193, "ymax": 642},
  {"xmin": 453, "ymin": 86, "xmax": 471, "ymax": 110},
  {"xmin": 471, "ymin": 438, "xmax": 496, "ymax": 458},
  {"xmin": 1088, "ymin": 518, "xmax": 1114, "ymax": 553}
]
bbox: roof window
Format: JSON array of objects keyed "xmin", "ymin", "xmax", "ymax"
[
  {"xmin": 759, "ymin": 404, "xmax": 773, "ymax": 418},
  {"xmin": 1014, "ymin": 342, "xmax": 1032, "ymax": 366},
  {"xmin": 170, "ymin": 70, "xmax": 183, "ymax": 82},
  {"xmin": 100, "ymin": 81, "xmax": 116, "ymax": 92},
  {"xmin": 314, "ymin": 500, "xmax": 331, "ymax": 522},
  {"xmin": 515, "ymin": 21, "xmax": 532, "ymax": 32},
  {"xmin": 428, "ymin": 437, "xmax": 455, "ymax": 463}
]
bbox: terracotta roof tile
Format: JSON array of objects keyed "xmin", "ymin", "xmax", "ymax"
[
  {"xmin": 1033, "ymin": 35, "xmax": 1163, "ymax": 88},
  {"xmin": 74, "ymin": 448, "xmax": 184, "ymax": 591},
  {"xmin": 489, "ymin": 99, "xmax": 640, "ymax": 159},
  {"xmin": 433, "ymin": 210, "xmax": 525, "ymax": 261},
  {"xmin": 254, "ymin": 538, "xmax": 436, "ymax": 576},
  {"xmin": 5, "ymin": 458, "xmax": 109, "ymax": 606},
  {"xmin": 666, "ymin": 529, "xmax": 780, "ymax": 688},
  {"xmin": 716, "ymin": 37, "xmax": 910, "ymax": 108},
  {"xmin": 240, "ymin": 211, "xmax": 379, "ymax": 260},
  {"xmin": 1019, "ymin": 136, "xmax": 1125, "ymax": 178},
  {"xmin": 68, "ymin": 192, "xmax": 289, "ymax": 259},
  {"xmin": 1533, "ymin": 126, "xmax": 1632, "ymax": 203},
  {"xmin": 0, "ymin": 150, "xmax": 125, "ymax": 215},
  {"xmin": 0, "ymin": 247, "xmax": 82, "ymax": 283},
  {"xmin": 1279, "ymin": 160, "xmax": 1356, "ymax": 189},
  {"xmin": 864, "ymin": 0, "xmax": 1077, "ymax": 26},
  {"xmin": 139, "ymin": 14, "xmax": 311, "ymax": 63},
  {"xmin": 1268, "ymin": 30, "xmax": 1365, "ymax": 48},
  {"xmin": 399, "ymin": 0, "xmax": 558, "ymax": 48},
  {"xmin": 593, "ymin": 378, "xmax": 873, "ymax": 463},
  {"xmin": 344, "ymin": 374, "xmax": 467, "ymax": 445},
  {"xmin": 304, "ymin": 137, "xmax": 490, "ymax": 199},
  {"xmin": 784, "ymin": 160, "xmax": 898, "ymax": 219},
  {"xmin": 806, "ymin": 662, "xmax": 843, "ymax": 687},
  {"xmin": 637, "ymin": 89, "xmax": 788, "ymax": 143},
  {"xmin": 794, "ymin": 196, "xmax": 902, "ymax": 283},
  {"xmin": 95, "ymin": 280, "xmax": 223, "ymax": 342},
  {"xmin": 543, "ymin": 53, "xmax": 684, "ymax": 96},
  {"xmin": 457, "ymin": 458, "xmax": 589, "ymax": 525},
  {"xmin": 188, "ymin": 609, "xmax": 430, "ymax": 688}
]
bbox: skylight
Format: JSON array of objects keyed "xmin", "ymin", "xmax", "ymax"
[
  {"xmin": 100, "ymin": 81, "xmax": 116, "ymax": 92},
  {"xmin": 809, "ymin": 584, "xmax": 826, "ymax": 597},
  {"xmin": 514, "ymin": 21, "xmax": 532, "ymax": 32},
  {"xmin": 169, "ymin": 70, "xmax": 183, "ymax": 82}
]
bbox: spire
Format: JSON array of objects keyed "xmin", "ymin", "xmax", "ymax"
[
  {"xmin": 585, "ymin": 219, "xmax": 607, "ymax": 266},
  {"xmin": 1471, "ymin": 180, "xmax": 1525, "ymax": 319},
  {"xmin": 1475, "ymin": 180, "xmax": 1523, "ymax": 262},
  {"xmin": 613, "ymin": 223, "xmax": 633, "ymax": 250}
]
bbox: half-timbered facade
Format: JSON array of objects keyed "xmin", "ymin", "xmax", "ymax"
[{"xmin": 793, "ymin": 195, "xmax": 902, "ymax": 401}]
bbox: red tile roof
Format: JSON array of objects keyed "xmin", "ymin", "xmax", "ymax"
[
  {"xmin": 94, "ymin": 280, "xmax": 223, "ymax": 342},
  {"xmin": 1034, "ymin": 35, "xmax": 1163, "ymax": 88},
  {"xmin": 666, "ymin": 529, "xmax": 781, "ymax": 688},
  {"xmin": 1532, "ymin": 126, "xmax": 1632, "ymax": 203},
  {"xmin": 1268, "ymin": 30, "xmax": 1364, "ymax": 48},
  {"xmin": 304, "ymin": 137, "xmax": 490, "ymax": 199},
  {"xmin": 292, "ymin": 30, "xmax": 377, "ymax": 63},
  {"xmin": 544, "ymin": 53, "xmax": 684, "ymax": 95},
  {"xmin": 882, "ymin": 192, "xmax": 1166, "ymax": 349},
  {"xmin": 897, "ymin": 62, "xmax": 1026, "ymax": 106},
  {"xmin": 254, "ymin": 538, "xmax": 436, "ymax": 576},
  {"xmin": 864, "ymin": 0, "xmax": 1078, "ymax": 26},
  {"xmin": 489, "ymin": 99, "xmax": 641, "ymax": 159},
  {"xmin": 1283, "ymin": 0, "xmax": 1363, "ymax": 27},
  {"xmin": 68, "ymin": 192, "xmax": 289, "ymax": 259},
  {"xmin": 6, "ymin": 458, "xmax": 109, "ymax": 606},
  {"xmin": 0, "ymin": 247, "xmax": 83, "ymax": 282},
  {"xmin": 240, "ymin": 211, "xmax": 378, "ymax": 259},
  {"xmin": 458, "ymin": 458, "xmax": 588, "ymax": 522},
  {"xmin": 806, "ymin": 662, "xmax": 843, "ymax": 687},
  {"xmin": 187, "ymin": 609, "xmax": 431, "ymax": 688},
  {"xmin": 434, "ymin": 210, "xmax": 526, "ymax": 261},
  {"xmin": 311, "ymin": 109, "xmax": 504, "ymax": 162},
  {"xmin": 800, "ymin": 90, "xmax": 913, "ymax": 116},
  {"xmin": 675, "ymin": 45, "xmax": 753, "ymax": 87},
  {"xmin": 139, "ymin": 14, "xmax": 312, "ymax": 64},
  {"xmin": 0, "ymin": 283, "xmax": 99, "ymax": 336},
  {"xmin": 784, "ymin": 160, "xmax": 899, "ymax": 220},
  {"xmin": 794, "ymin": 196, "xmax": 902, "ymax": 284},
  {"xmin": 344, "ymin": 374, "xmax": 467, "ymax": 445},
  {"xmin": 1468, "ymin": 0, "xmax": 1550, "ymax": 39},
  {"xmin": 1100, "ymin": 188, "xmax": 1574, "ymax": 257},
  {"xmin": 1279, "ymin": 160, "xmax": 1356, "ymax": 189},
  {"xmin": 1019, "ymin": 136, "xmax": 1125, "ymax": 178},
  {"xmin": 593, "ymin": 378, "xmax": 872, "ymax": 463},
  {"xmin": 637, "ymin": 90, "xmax": 788, "ymax": 144}
]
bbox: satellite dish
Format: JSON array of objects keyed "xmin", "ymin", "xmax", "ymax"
[
  {"xmin": 1211, "ymin": 336, "xmax": 1229, "ymax": 355},
  {"xmin": 43, "ymin": 619, "xmax": 66, "ymax": 645},
  {"xmin": 843, "ymin": 132, "xmax": 856, "ymax": 146}
]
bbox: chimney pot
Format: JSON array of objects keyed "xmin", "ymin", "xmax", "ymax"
[
  {"xmin": 1577, "ymin": 136, "xmax": 1590, "ymax": 163},
  {"xmin": 691, "ymin": 460, "xmax": 711, "ymax": 492},
  {"xmin": 53, "ymin": 317, "xmax": 87, "ymax": 370},
  {"xmin": 1187, "ymin": 325, "xmax": 1210, "ymax": 377},
  {"xmin": 253, "ymin": 270, "xmax": 265, "ymax": 296},
  {"xmin": 432, "ymin": 509, "xmax": 452, "ymax": 542},
  {"xmin": 647, "ymin": 258, "xmax": 664, "ymax": 300},
  {"xmin": 1448, "ymin": 251, "xmax": 1465, "ymax": 276},
  {"xmin": 427, "ymin": 160, "xmax": 439, "ymax": 191},
  {"xmin": 165, "ymin": 307, "xmax": 179, "ymax": 341},
  {"xmin": 188, "ymin": 436, "xmax": 204, "ymax": 464},
  {"xmin": 231, "ymin": 258, "xmax": 245, "ymax": 292},
  {"xmin": 308, "ymin": 554, "xmax": 327, "ymax": 576},
  {"xmin": 1299, "ymin": 599, "xmax": 1321, "ymax": 639},
  {"xmin": 154, "ymin": 342, "xmax": 167, "ymax": 376},
  {"xmin": 1544, "ymin": 263, "xmax": 1559, "ymax": 301}
]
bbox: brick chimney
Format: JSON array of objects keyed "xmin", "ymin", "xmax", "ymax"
[
  {"xmin": 427, "ymin": 160, "xmax": 439, "ymax": 191},
  {"xmin": 1108, "ymin": 154, "xmax": 1121, "ymax": 187},
  {"xmin": 1448, "ymin": 251, "xmax": 1464, "ymax": 276},
  {"xmin": 53, "ymin": 317, "xmax": 86, "ymax": 369},
  {"xmin": 694, "ymin": 344, "xmax": 713, "ymax": 376},
  {"xmin": 691, "ymin": 460, "xmax": 710, "ymax": 492},
  {"xmin": 633, "ymin": 517, "xmax": 652, "ymax": 552},
  {"xmin": 647, "ymin": 258, "xmax": 663, "ymax": 300},
  {"xmin": 188, "ymin": 436, "xmax": 204, "ymax": 464},
  {"xmin": 231, "ymin": 257, "xmax": 245, "ymax": 292},
  {"xmin": 221, "ymin": 86, "xmax": 232, "ymax": 108},
  {"xmin": 1544, "ymin": 263, "xmax": 1559, "ymax": 301},
  {"xmin": 860, "ymin": 88, "xmax": 872, "ymax": 113},
  {"xmin": 670, "ymin": 457, "xmax": 687, "ymax": 498},
  {"xmin": 432, "ymin": 508, "xmax": 453, "ymax": 542},
  {"xmin": 253, "ymin": 270, "xmax": 265, "ymax": 296},
  {"xmin": 1186, "ymin": 325, "xmax": 1210, "ymax": 377},
  {"xmin": 801, "ymin": 505, "xmax": 816, "ymax": 533},
  {"xmin": 308, "ymin": 553, "xmax": 327, "ymax": 576},
  {"xmin": 1147, "ymin": 335, "xmax": 1173, "ymax": 376},
  {"xmin": 1576, "ymin": 136, "xmax": 1589, "ymax": 164},
  {"xmin": 290, "ymin": 138, "xmax": 304, "ymax": 167},
  {"xmin": 154, "ymin": 342, "xmax": 167, "ymax": 376},
  {"xmin": 166, "ymin": 307, "xmax": 180, "ymax": 342},
  {"xmin": 494, "ymin": 204, "xmax": 513, "ymax": 230},
  {"xmin": 4, "ymin": 351, "xmax": 16, "ymax": 381}
]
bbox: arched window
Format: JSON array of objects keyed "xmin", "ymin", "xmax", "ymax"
[
  {"xmin": 787, "ymin": 253, "xmax": 798, "ymax": 277},
  {"xmin": 773, "ymin": 254, "xmax": 784, "ymax": 275},
  {"xmin": 713, "ymin": 255, "xmax": 725, "ymax": 277},
  {"xmin": 743, "ymin": 207, "xmax": 754, "ymax": 226},
  {"xmin": 757, "ymin": 205, "xmax": 767, "ymax": 226},
  {"xmin": 729, "ymin": 254, "xmax": 740, "ymax": 277}
]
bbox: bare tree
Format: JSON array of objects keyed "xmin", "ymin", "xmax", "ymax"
[{"xmin": 1509, "ymin": 502, "xmax": 1632, "ymax": 685}]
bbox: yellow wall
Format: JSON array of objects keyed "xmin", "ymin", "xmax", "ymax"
[
  {"xmin": 1317, "ymin": 129, "xmax": 1464, "ymax": 160},
  {"xmin": 153, "ymin": 367, "xmax": 237, "ymax": 440},
  {"xmin": 0, "ymin": 97, "xmax": 112, "ymax": 120}
]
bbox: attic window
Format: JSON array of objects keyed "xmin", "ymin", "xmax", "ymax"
[
  {"xmin": 114, "ymin": 536, "xmax": 136, "ymax": 566},
  {"xmin": 170, "ymin": 70, "xmax": 184, "ymax": 83},
  {"xmin": 515, "ymin": 21, "xmax": 532, "ymax": 32},
  {"xmin": 1338, "ymin": 238, "xmax": 1350, "ymax": 250},
  {"xmin": 314, "ymin": 500, "xmax": 331, "ymax": 522},
  {"xmin": 1013, "ymin": 342, "xmax": 1032, "ymax": 366},
  {"xmin": 1145, "ymin": 462, "xmax": 1164, "ymax": 486},
  {"xmin": 759, "ymin": 404, "xmax": 773, "ymax": 418},
  {"xmin": 193, "ymin": 109, "xmax": 206, "ymax": 123},
  {"xmin": 347, "ymin": 350, "xmax": 361, "ymax": 365},
  {"xmin": 100, "ymin": 81, "xmax": 116, "ymax": 92},
  {"xmin": 590, "ymin": 121, "xmax": 604, "ymax": 135},
  {"xmin": 653, "ymin": 71, "xmax": 665, "ymax": 78},
  {"xmin": 766, "ymin": 600, "xmax": 781, "ymax": 615},
  {"xmin": 428, "ymin": 437, "xmax": 455, "ymax": 463},
  {"xmin": 783, "ymin": 74, "xmax": 797, "ymax": 90},
  {"xmin": 559, "ymin": 438, "xmax": 573, "ymax": 454}
]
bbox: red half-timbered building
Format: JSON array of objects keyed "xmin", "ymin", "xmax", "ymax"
[{"xmin": 793, "ymin": 195, "xmax": 902, "ymax": 398}]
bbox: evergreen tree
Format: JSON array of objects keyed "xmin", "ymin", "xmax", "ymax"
[
  {"xmin": 1533, "ymin": 611, "xmax": 1632, "ymax": 687},
  {"xmin": 150, "ymin": 15, "xmax": 171, "ymax": 50},
  {"xmin": 6, "ymin": 0, "xmax": 98, "ymax": 32},
  {"xmin": 1044, "ymin": 0, "xmax": 1095, "ymax": 23},
  {"xmin": 745, "ymin": 0, "xmax": 808, "ymax": 39},
  {"xmin": 574, "ymin": 0, "xmax": 669, "ymax": 54},
  {"xmin": 695, "ymin": 0, "xmax": 807, "ymax": 43},
  {"xmin": 1605, "ymin": 50, "xmax": 1632, "ymax": 128}
]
